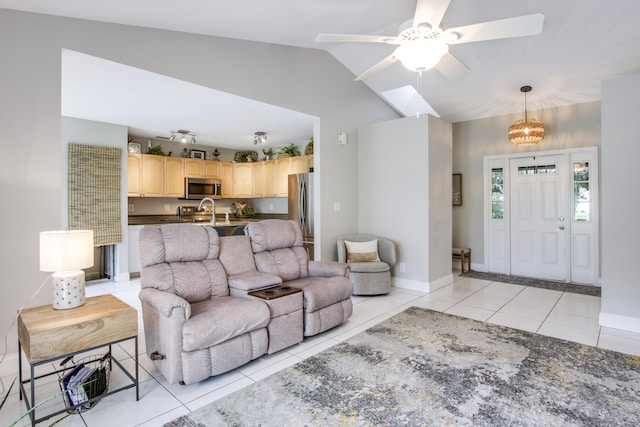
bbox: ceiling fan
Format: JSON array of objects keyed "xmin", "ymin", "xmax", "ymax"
[{"xmin": 316, "ymin": 0, "xmax": 544, "ymax": 82}]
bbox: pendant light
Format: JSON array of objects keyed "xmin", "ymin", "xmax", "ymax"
[{"xmin": 508, "ymin": 85, "xmax": 544, "ymax": 146}]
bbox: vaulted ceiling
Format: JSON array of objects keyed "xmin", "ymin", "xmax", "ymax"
[{"xmin": 2, "ymin": 0, "xmax": 640, "ymax": 148}]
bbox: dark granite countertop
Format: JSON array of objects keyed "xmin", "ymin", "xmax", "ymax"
[{"xmin": 128, "ymin": 213, "xmax": 287, "ymax": 226}]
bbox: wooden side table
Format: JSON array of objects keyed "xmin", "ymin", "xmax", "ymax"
[{"xmin": 17, "ymin": 294, "xmax": 139, "ymax": 426}]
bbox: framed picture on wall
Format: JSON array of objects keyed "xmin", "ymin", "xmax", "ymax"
[
  {"xmin": 190, "ymin": 149, "xmax": 206, "ymax": 159},
  {"xmin": 453, "ymin": 173, "xmax": 462, "ymax": 206}
]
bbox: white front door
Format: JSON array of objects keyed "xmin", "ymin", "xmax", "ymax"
[{"xmin": 509, "ymin": 155, "xmax": 568, "ymax": 281}]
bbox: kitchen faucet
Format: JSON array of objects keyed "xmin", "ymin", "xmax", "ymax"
[{"xmin": 198, "ymin": 197, "xmax": 216, "ymax": 225}]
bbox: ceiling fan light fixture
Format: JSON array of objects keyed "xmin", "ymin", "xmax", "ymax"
[
  {"xmin": 508, "ymin": 85, "xmax": 545, "ymax": 146},
  {"xmin": 394, "ymin": 39, "xmax": 449, "ymax": 72}
]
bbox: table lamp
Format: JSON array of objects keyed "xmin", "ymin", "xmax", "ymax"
[{"xmin": 40, "ymin": 230, "xmax": 94, "ymax": 309}]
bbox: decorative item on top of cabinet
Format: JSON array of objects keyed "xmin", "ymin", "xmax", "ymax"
[
  {"xmin": 234, "ymin": 151, "xmax": 259, "ymax": 163},
  {"xmin": 262, "ymin": 147, "xmax": 275, "ymax": 161},
  {"xmin": 279, "ymin": 143, "xmax": 301, "ymax": 157},
  {"xmin": 305, "ymin": 137, "xmax": 313, "ymax": 155}
]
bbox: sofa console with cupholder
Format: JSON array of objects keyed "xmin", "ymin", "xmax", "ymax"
[{"xmin": 138, "ymin": 220, "xmax": 353, "ymax": 385}]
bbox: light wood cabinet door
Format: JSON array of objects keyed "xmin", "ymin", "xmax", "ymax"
[
  {"xmin": 263, "ymin": 160, "xmax": 276, "ymax": 197},
  {"xmin": 291, "ymin": 155, "xmax": 310, "ymax": 174},
  {"xmin": 165, "ymin": 157, "xmax": 185, "ymax": 197},
  {"xmin": 127, "ymin": 153, "xmax": 142, "ymax": 196},
  {"xmin": 141, "ymin": 154, "xmax": 164, "ymax": 197},
  {"xmin": 234, "ymin": 163, "xmax": 253, "ymax": 198},
  {"xmin": 252, "ymin": 162, "xmax": 266, "ymax": 197},
  {"xmin": 221, "ymin": 162, "xmax": 234, "ymax": 198},
  {"xmin": 274, "ymin": 158, "xmax": 290, "ymax": 197},
  {"xmin": 184, "ymin": 158, "xmax": 204, "ymax": 177},
  {"xmin": 204, "ymin": 160, "xmax": 220, "ymax": 179}
]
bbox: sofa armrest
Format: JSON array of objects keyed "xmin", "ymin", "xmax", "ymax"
[
  {"xmin": 228, "ymin": 272, "xmax": 282, "ymax": 292},
  {"xmin": 308, "ymin": 260, "xmax": 350, "ymax": 278},
  {"xmin": 139, "ymin": 288, "xmax": 191, "ymax": 319}
]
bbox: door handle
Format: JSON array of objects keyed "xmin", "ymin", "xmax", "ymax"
[{"xmin": 559, "ymin": 226, "xmax": 565, "ymax": 230}]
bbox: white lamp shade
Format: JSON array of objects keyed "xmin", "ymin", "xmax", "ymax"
[{"xmin": 40, "ymin": 230, "xmax": 94, "ymax": 272}]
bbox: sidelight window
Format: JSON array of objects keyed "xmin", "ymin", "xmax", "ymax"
[
  {"xmin": 573, "ymin": 162, "xmax": 590, "ymax": 222},
  {"xmin": 491, "ymin": 168, "xmax": 504, "ymax": 219}
]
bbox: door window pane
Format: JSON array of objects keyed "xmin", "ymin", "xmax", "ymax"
[
  {"xmin": 491, "ymin": 168, "xmax": 504, "ymax": 219},
  {"xmin": 573, "ymin": 162, "xmax": 590, "ymax": 221}
]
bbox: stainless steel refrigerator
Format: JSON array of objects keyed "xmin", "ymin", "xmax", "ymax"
[{"xmin": 288, "ymin": 173, "xmax": 314, "ymax": 260}]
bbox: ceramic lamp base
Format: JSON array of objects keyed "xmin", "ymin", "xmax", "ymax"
[{"xmin": 52, "ymin": 270, "xmax": 86, "ymax": 310}]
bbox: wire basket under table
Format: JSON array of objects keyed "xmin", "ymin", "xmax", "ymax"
[{"xmin": 57, "ymin": 352, "xmax": 111, "ymax": 413}]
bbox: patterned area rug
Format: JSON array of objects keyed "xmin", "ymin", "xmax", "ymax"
[
  {"xmin": 166, "ymin": 307, "xmax": 639, "ymax": 426},
  {"xmin": 460, "ymin": 270, "xmax": 601, "ymax": 297}
]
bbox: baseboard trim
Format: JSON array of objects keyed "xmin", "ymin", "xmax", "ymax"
[
  {"xmin": 393, "ymin": 277, "xmax": 428, "ymax": 293},
  {"xmin": 599, "ymin": 312, "xmax": 640, "ymax": 334},
  {"xmin": 393, "ymin": 273, "xmax": 453, "ymax": 294}
]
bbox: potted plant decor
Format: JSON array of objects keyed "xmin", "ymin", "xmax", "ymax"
[
  {"xmin": 279, "ymin": 143, "xmax": 301, "ymax": 157},
  {"xmin": 262, "ymin": 148, "xmax": 275, "ymax": 160}
]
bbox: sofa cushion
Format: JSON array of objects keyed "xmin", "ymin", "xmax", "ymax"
[
  {"xmin": 140, "ymin": 224, "xmax": 220, "ymax": 266},
  {"xmin": 254, "ymin": 247, "xmax": 309, "ymax": 281},
  {"xmin": 286, "ymin": 276, "xmax": 354, "ymax": 312},
  {"xmin": 344, "ymin": 239, "xmax": 380, "ymax": 262},
  {"xmin": 347, "ymin": 261, "xmax": 390, "ymax": 273},
  {"xmin": 228, "ymin": 271, "xmax": 282, "ymax": 291},
  {"xmin": 183, "ymin": 296, "xmax": 270, "ymax": 352},
  {"xmin": 219, "ymin": 235, "xmax": 259, "ymax": 276},
  {"xmin": 247, "ymin": 220, "xmax": 303, "ymax": 253}
]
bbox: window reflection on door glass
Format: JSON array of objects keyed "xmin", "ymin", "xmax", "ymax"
[{"xmin": 573, "ymin": 162, "xmax": 589, "ymax": 221}]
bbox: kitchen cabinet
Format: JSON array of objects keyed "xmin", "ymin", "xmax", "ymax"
[
  {"xmin": 128, "ymin": 154, "xmax": 184, "ymax": 197},
  {"xmin": 273, "ymin": 155, "xmax": 312, "ymax": 197},
  {"xmin": 128, "ymin": 225, "xmax": 144, "ymax": 274},
  {"xmin": 204, "ymin": 160, "xmax": 220, "ymax": 178},
  {"xmin": 141, "ymin": 154, "xmax": 165, "ymax": 197},
  {"xmin": 184, "ymin": 158, "xmax": 204, "ymax": 177},
  {"xmin": 221, "ymin": 162, "xmax": 234, "ymax": 198},
  {"xmin": 264, "ymin": 160, "xmax": 276, "ymax": 197},
  {"xmin": 185, "ymin": 159, "xmax": 220, "ymax": 179},
  {"xmin": 165, "ymin": 157, "xmax": 185, "ymax": 197},
  {"xmin": 291, "ymin": 156, "xmax": 310, "ymax": 174},
  {"xmin": 234, "ymin": 163, "xmax": 253, "ymax": 198},
  {"xmin": 252, "ymin": 161, "xmax": 266, "ymax": 197},
  {"xmin": 127, "ymin": 153, "xmax": 142, "ymax": 196}
]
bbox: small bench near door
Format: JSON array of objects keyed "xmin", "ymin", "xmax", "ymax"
[{"xmin": 452, "ymin": 247, "xmax": 471, "ymax": 273}]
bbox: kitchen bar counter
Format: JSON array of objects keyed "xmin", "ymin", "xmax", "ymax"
[{"xmin": 128, "ymin": 214, "xmax": 287, "ymax": 226}]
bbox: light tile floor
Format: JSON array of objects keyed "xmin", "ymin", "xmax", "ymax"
[{"xmin": 3, "ymin": 272, "xmax": 640, "ymax": 426}]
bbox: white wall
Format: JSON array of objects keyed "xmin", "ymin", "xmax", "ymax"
[
  {"xmin": 0, "ymin": 9, "xmax": 399, "ymax": 355},
  {"xmin": 357, "ymin": 116, "xmax": 452, "ymax": 291},
  {"xmin": 600, "ymin": 73, "xmax": 640, "ymax": 332},
  {"xmin": 452, "ymin": 101, "xmax": 602, "ymax": 267},
  {"xmin": 61, "ymin": 117, "xmax": 130, "ymax": 280}
]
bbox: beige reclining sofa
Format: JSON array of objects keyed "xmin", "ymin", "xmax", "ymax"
[{"xmin": 138, "ymin": 220, "xmax": 353, "ymax": 385}]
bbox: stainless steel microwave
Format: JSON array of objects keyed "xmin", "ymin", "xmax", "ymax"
[{"xmin": 184, "ymin": 178, "xmax": 222, "ymax": 200}]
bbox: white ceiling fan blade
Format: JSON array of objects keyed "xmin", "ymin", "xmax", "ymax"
[
  {"xmin": 414, "ymin": 0, "xmax": 451, "ymax": 28},
  {"xmin": 355, "ymin": 53, "xmax": 398, "ymax": 81},
  {"xmin": 315, "ymin": 34, "xmax": 399, "ymax": 44},
  {"xmin": 434, "ymin": 52, "xmax": 470, "ymax": 82},
  {"xmin": 446, "ymin": 13, "xmax": 544, "ymax": 44}
]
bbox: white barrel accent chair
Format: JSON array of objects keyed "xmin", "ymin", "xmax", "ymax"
[{"xmin": 336, "ymin": 234, "xmax": 397, "ymax": 295}]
